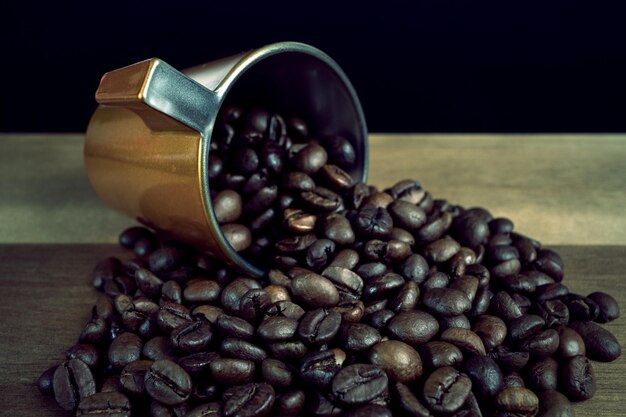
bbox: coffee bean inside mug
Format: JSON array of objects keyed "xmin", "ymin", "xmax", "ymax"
[{"xmin": 38, "ymin": 103, "xmax": 622, "ymax": 416}]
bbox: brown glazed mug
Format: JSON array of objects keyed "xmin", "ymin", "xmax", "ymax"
[{"xmin": 85, "ymin": 41, "xmax": 368, "ymax": 277}]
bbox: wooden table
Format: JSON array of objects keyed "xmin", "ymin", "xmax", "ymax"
[{"xmin": 1, "ymin": 134, "xmax": 625, "ymax": 416}]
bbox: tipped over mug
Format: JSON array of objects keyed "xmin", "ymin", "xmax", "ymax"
[{"xmin": 84, "ymin": 41, "xmax": 368, "ymax": 277}]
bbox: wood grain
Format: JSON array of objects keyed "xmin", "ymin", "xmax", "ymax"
[{"xmin": 0, "ymin": 134, "xmax": 625, "ymax": 415}]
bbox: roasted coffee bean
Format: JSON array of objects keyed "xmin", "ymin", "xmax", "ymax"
[
  {"xmin": 363, "ymin": 272, "xmax": 405, "ymax": 301},
  {"xmin": 331, "ymin": 364, "xmax": 388, "ymax": 405},
  {"xmin": 161, "ymin": 281, "xmax": 183, "ymax": 305},
  {"xmin": 322, "ymin": 135, "xmax": 356, "ymax": 169},
  {"xmin": 569, "ymin": 320, "xmax": 621, "ymax": 361},
  {"xmin": 387, "ymin": 200, "xmax": 426, "ymax": 231},
  {"xmin": 399, "ymin": 254, "xmax": 430, "ymax": 284},
  {"xmin": 322, "ymin": 266, "xmax": 364, "ymax": 300},
  {"xmin": 494, "ymin": 387, "xmax": 539, "ymax": 417},
  {"xmin": 53, "ymin": 359, "xmax": 96, "ymax": 411},
  {"xmin": 502, "ymin": 372, "xmax": 526, "ymax": 389},
  {"xmin": 264, "ymin": 284, "xmax": 290, "ymax": 304},
  {"xmin": 298, "ymin": 308, "xmax": 342, "ymax": 346},
  {"xmin": 78, "ymin": 314, "xmax": 106, "ymax": 344},
  {"xmin": 282, "ymin": 171, "xmax": 316, "ymax": 192},
  {"xmin": 300, "ymin": 349, "xmax": 344, "ymax": 388},
  {"xmin": 535, "ymin": 283, "xmax": 569, "ymax": 302},
  {"xmin": 66, "ymin": 343, "xmax": 100, "ymax": 369},
  {"xmin": 292, "ymin": 143, "xmax": 327, "ymax": 175},
  {"xmin": 37, "ymin": 365, "xmax": 56, "ymax": 397},
  {"xmin": 440, "ymin": 328, "xmax": 486, "ymax": 356},
  {"xmin": 144, "ymin": 360, "xmax": 192, "ymax": 405},
  {"xmin": 213, "ymin": 190, "xmax": 243, "ymax": 224},
  {"xmin": 353, "ymin": 204, "xmax": 394, "ymax": 239},
  {"xmin": 306, "ymin": 239, "xmax": 336, "ymax": 271},
  {"xmin": 284, "ymin": 208, "xmax": 317, "ymax": 235},
  {"xmin": 221, "ymin": 338, "xmax": 268, "ymax": 362},
  {"xmin": 320, "ymin": 164, "xmax": 354, "ymax": 191},
  {"xmin": 222, "ymin": 223, "xmax": 252, "ymax": 252},
  {"xmin": 263, "ymin": 300, "xmax": 305, "ymax": 321},
  {"xmin": 388, "ymin": 310, "xmax": 439, "ymax": 346},
  {"xmin": 209, "ymin": 358, "xmax": 255, "ymax": 385},
  {"xmin": 439, "ymin": 314, "xmax": 471, "ymax": 331},
  {"xmin": 223, "ymin": 382, "xmax": 275, "ymax": 417},
  {"xmin": 274, "ymin": 389, "xmax": 306, "ymax": 416},
  {"xmin": 489, "ymin": 291, "xmax": 523, "ymax": 322},
  {"xmin": 422, "ymin": 287, "xmax": 471, "ymax": 317},
  {"xmin": 536, "ymin": 390, "xmax": 574, "ymax": 417},
  {"xmin": 238, "ymin": 288, "xmax": 272, "ymax": 322},
  {"xmin": 468, "ymin": 286, "xmax": 492, "ymax": 318},
  {"xmin": 119, "ymin": 226, "xmax": 152, "ymax": 249},
  {"xmin": 520, "ymin": 329, "xmax": 560, "ymax": 359},
  {"xmin": 451, "ymin": 214, "xmax": 489, "ymax": 248},
  {"xmin": 220, "ymin": 278, "xmax": 260, "ymax": 314},
  {"xmin": 422, "ymin": 366, "xmax": 472, "ymax": 414},
  {"xmin": 108, "ymin": 332, "xmax": 143, "ymax": 369},
  {"xmin": 448, "ymin": 275, "xmax": 479, "ymax": 303},
  {"xmin": 178, "ymin": 351, "xmax": 219, "ymax": 377},
  {"xmin": 183, "ymin": 279, "xmax": 221, "ymax": 305},
  {"xmin": 216, "ymin": 315, "xmax": 255, "ymax": 341},
  {"xmin": 333, "ymin": 299, "xmax": 366, "ymax": 322},
  {"xmin": 76, "ymin": 392, "xmax": 131, "ymax": 417},
  {"xmin": 157, "ymin": 302, "xmax": 193, "ymax": 333},
  {"xmin": 92, "ymin": 257, "xmax": 122, "ymax": 290},
  {"xmin": 355, "ymin": 262, "xmax": 388, "ymax": 281},
  {"xmin": 587, "ymin": 291, "xmax": 620, "ymax": 323},
  {"xmin": 472, "ymin": 315, "xmax": 507, "ymax": 352},
  {"xmin": 560, "ymin": 355, "xmax": 596, "ymax": 401},
  {"xmin": 170, "ymin": 320, "xmax": 213, "ymax": 353},
  {"xmin": 143, "ymin": 336, "xmax": 178, "ymax": 361},
  {"xmin": 566, "ymin": 295, "xmax": 600, "ymax": 321},
  {"xmin": 534, "ymin": 300, "xmax": 569, "ymax": 328},
  {"xmin": 328, "ymin": 249, "xmax": 360, "ymax": 269},
  {"xmin": 489, "ymin": 345, "xmax": 530, "ymax": 372},
  {"xmin": 135, "ymin": 268, "xmax": 164, "ymax": 298},
  {"xmin": 418, "ymin": 341, "xmax": 464, "ymax": 370},
  {"xmin": 261, "ymin": 358, "xmax": 294, "ymax": 389},
  {"xmin": 422, "ymin": 271, "xmax": 450, "ymax": 291},
  {"xmin": 389, "ymin": 281, "xmax": 419, "ymax": 312},
  {"xmin": 267, "ymin": 340, "xmax": 308, "ymax": 361},
  {"xmin": 525, "ymin": 357, "xmax": 558, "ymax": 392},
  {"xmin": 275, "ymin": 234, "xmax": 317, "ymax": 254},
  {"xmin": 395, "ymin": 382, "xmax": 433, "ymax": 417},
  {"xmin": 120, "ymin": 359, "xmax": 152, "ymax": 395},
  {"xmin": 290, "ymin": 269, "xmax": 340, "ymax": 308},
  {"xmin": 368, "ymin": 340, "xmax": 422, "ymax": 383},
  {"xmin": 461, "ymin": 354, "xmax": 503, "ymax": 398},
  {"xmin": 257, "ymin": 316, "xmax": 299, "ymax": 341},
  {"xmin": 509, "ymin": 314, "xmax": 545, "ymax": 342},
  {"xmin": 557, "ymin": 327, "xmax": 586, "ymax": 358},
  {"xmin": 414, "ymin": 212, "xmax": 451, "ymax": 245},
  {"xmin": 148, "ymin": 247, "xmax": 183, "ymax": 273},
  {"xmin": 301, "ymin": 186, "xmax": 343, "ymax": 212},
  {"xmin": 337, "ymin": 322, "xmax": 381, "ymax": 352},
  {"xmin": 424, "ymin": 238, "xmax": 461, "ymax": 264},
  {"xmin": 533, "ymin": 249, "xmax": 564, "ymax": 282}
]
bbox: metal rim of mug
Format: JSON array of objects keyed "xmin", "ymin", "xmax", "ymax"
[{"xmin": 199, "ymin": 41, "xmax": 369, "ymax": 277}]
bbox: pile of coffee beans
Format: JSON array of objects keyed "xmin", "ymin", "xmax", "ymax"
[{"xmin": 38, "ymin": 107, "xmax": 622, "ymax": 417}]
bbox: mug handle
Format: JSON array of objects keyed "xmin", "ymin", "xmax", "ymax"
[{"xmin": 95, "ymin": 58, "xmax": 219, "ymax": 135}]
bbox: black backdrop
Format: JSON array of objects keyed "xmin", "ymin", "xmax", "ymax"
[{"xmin": 1, "ymin": 1, "xmax": 625, "ymax": 133}]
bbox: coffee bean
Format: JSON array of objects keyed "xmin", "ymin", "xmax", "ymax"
[
  {"xmin": 441, "ymin": 328, "xmax": 486, "ymax": 356},
  {"xmin": 319, "ymin": 213, "xmax": 356, "ymax": 245},
  {"xmin": 388, "ymin": 310, "xmax": 439, "ymax": 345},
  {"xmin": 290, "ymin": 269, "xmax": 340, "ymax": 308},
  {"xmin": 389, "ymin": 281, "xmax": 419, "ymax": 312},
  {"xmin": 77, "ymin": 392, "xmax": 131, "ymax": 417},
  {"xmin": 560, "ymin": 355, "xmax": 596, "ymax": 401},
  {"xmin": 209, "ymin": 358, "xmax": 256, "ymax": 385},
  {"xmin": 494, "ymin": 387, "xmax": 539, "ymax": 417},
  {"xmin": 108, "ymin": 332, "xmax": 143, "ymax": 369},
  {"xmin": 322, "ymin": 135, "xmax": 356, "ymax": 169},
  {"xmin": 536, "ymin": 390, "xmax": 574, "ymax": 417},
  {"xmin": 261, "ymin": 358, "xmax": 294, "ymax": 389},
  {"xmin": 284, "ymin": 208, "xmax": 317, "ymax": 235},
  {"xmin": 170, "ymin": 320, "xmax": 213, "ymax": 353},
  {"xmin": 353, "ymin": 204, "xmax": 394, "ymax": 240},
  {"xmin": 152, "ymin": 402, "xmax": 190, "ymax": 417},
  {"xmin": 268, "ymin": 340, "xmax": 309, "ymax": 361},
  {"xmin": 422, "ymin": 366, "xmax": 472, "ymax": 414},
  {"xmin": 274, "ymin": 389, "xmax": 306, "ymax": 416},
  {"xmin": 216, "ymin": 315, "xmax": 255, "ymax": 341},
  {"xmin": 120, "ymin": 359, "xmax": 152, "ymax": 395},
  {"xmin": 257, "ymin": 316, "xmax": 298, "ymax": 341},
  {"xmin": 92, "ymin": 257, "xmax": 122, "ymax": 290},
  {"xmin": 331, "ymin": 364, "xmax": 389, "ymax": 405},
  {"xmin": 263, "ymin": 300, "xmax": 305, "ymax": 321},
  {"xmin": 37, "ymin": 365, "xmax": 56, "ymax": 397},
  {"xmin": 422, "ymin": 287, "xmax": 471, "ymax": 317},
  {"xmin": 213, "ymin": 190, "xmax": 242, "ymax": 224},
  {"xmin": 178, "ymin": 351, "xmax": 219, "ymax": 377},
  {"xmin": 520, "ymin": 329, "xmax": 560, "ymax": 359},
  {"xmin": 320, "ymin": 164, "xmax": 354, "ymax": 191},
  {"xmin": 418, "ymin": 341, "xmax": 464, "ymax": 370},
  {"xmin": 322, "ymin": 266, "xmax": 364, "ymax": 300},
  {"xmin": 461, "ymin": 355, "xmax": 503, "ymax": 399},
  {"xmin": 298, "ymin": 308, "xmax": 342, "ymax": 346},
  {"xmin": 587, "ymin": 291, "xmax": 620, "ymax": 323},
  {"xmin": 439, "ymin": 314, "xmax": 472, "ymax": 331},
  {"xmin": 157, "ymin": 302, "xmax": 193, "ymax": 333},
  {"xmin": 452, "ymin": 214, "xmax": 489, "ymax": 248},
  {"xmin": 337, "ymin": 322, "xmax": 381, "ymax": 351},
  {"xmin": 509, "ymin": 314, "xmax": 545, "ymax": 342},
  {"xmin": 221, "ymin": 223, "xmax": 252, "ymax": 252},
  {"xmin": 533, "ymin": 249, "xmax": 564, "ymax": 282},
  {"xmin": 526, "ymin": 357, "xmax": 559, "ymax": 392},
  {"xmin": 368, "ymin": 340, "xmax": 422, "ymax": 383},
  {"xmin": 239, "ymin": 288, "xmax": 272, "ymax": 322},
  {"xmin": 282, "ymin": 171, "xmax": 316, "ymax": 192},
  {"xmin": 489, "ymin": 345, "xmax": 530, "ymax": 372},
  {"xmin": 566, "ymin": 296, "xmax": 600, "ymax": 321},
  {"xmin": 144, "ymin": 360, "xmax": 192, "ymax": 405},
  {"xmin": 143, "ymin": 336, "xmax": 178, "ymax": 361},
  {"xmin": 557, "ymin": 327, "xmax": 586, "ymax": 358},
  {"xmin": 183, "ymin": 279, "xmax": 221, "ymax": 304},
  {"xmin": 65, "ymin": 343, "xmax": 100, "ymax": 369},
  {"xmin": 53, "ymin": 359, "xmax": 96, "ymax": 411},
  {"xmin": 534, "ymin": 299, "xmax": 569, "ymax": 328},
  {"xmin": 363, "ymin": 272, "xmax": 405, "ymax": 301},
  {"xmin": 223, "ymin": 382, "xmax": 275, "ymax": 417},
  {"xmin": 489, "ymin": 291, "xmax": 523, "ymax": 322},
  {"xmin": 300, "ymin": 349, "xmax": 344, "ymax": 388},
  {"xmin": 472, "ymin": 315, "xmax": 507, "ymax": 352},
  {"xmin": 343, "ymin": 404, "xmax": 393, "ymax": 417}
]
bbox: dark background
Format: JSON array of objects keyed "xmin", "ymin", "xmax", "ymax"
[{"xmin": 1, "ymin": 0, "xmax": 625, "ymax": 133}]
